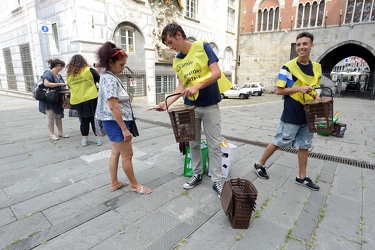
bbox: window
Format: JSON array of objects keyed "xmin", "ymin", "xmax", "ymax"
[
  {"xmin": 49, "ymin": 23, "xmax": 60, "ymax": 54},
  {"xmin": 257, "ymin": 10, "xmax": 262, "ymax": 31},
  {"xmin": 346, "ymin": 0, "xmax": 375, "ymax": 23},
  {"xmin": 186, "ymin": 0, "xmax": 197, "ymax": 19},
  {"xmin": 224, "ymin": 47, "xmax": 233, "ymax": 72},
  {"xmin": 310, "ymin": 2, "xmax": 318, "ymax": 26},
  {"xmin": 257, "ymin": 6, "xmax": 280, "ymax": 31},
  {"xmin": 2, "ymin": 47, "xmax": 17, "ymax": 90},
  {"xmin": 362, "ymin": 0, "xmax": 372, "ymax": 21},
  {"xmin": 228, "ymin": 0, "xmax": 235, "ymax": 8},
  {"xmin": 210, "ymin": 42, "xmax": 218, "ymax": 55},
  {"xmin": 269, "ymin": 9, "xmax": 274, "ymax": 30},
  {"xmin": 120, "ymin": 28, "xmax": 135, "ymax": 53},
  {"xmin": 303, "ymin": 3, "xmax": 311, "ymax": 27},
  {"xmin": 19, "ymin": 43, "xmax": 34, "ymax": 92},
  {"xmin": 354, "ymin": 0, "xmax": 364, "ymax": 22},
  {"xmin": 297, "ymin": 4, "xmax": 303, "ymax": 28},
  {"xmin": 346, "ymin": 0, "xmax": 355, "ymax": 23},
  {"xmin": 227, "ymin": 0, "xmax": 235, "ymax": 32},
  {"xmin": 274, "ymin": 7, "xmax": 279, "ymax": 30},
  {"xmin": 156, "ymin": 75, "xmax": 175, "ymax": 93},
  {"xmin": 262, "ymin": 9, "xmax": 268, "ymax": 31},
  {"xmin": 297, "ymin": 1, "xmax": 325, "ymax": 28},
  {"xmin": 290, "ymin": 43, "xmax": 297, "ymax": 60},
  {"xmin": 317, "ymin": 1, "xmax": 325, "ymax": 26}
]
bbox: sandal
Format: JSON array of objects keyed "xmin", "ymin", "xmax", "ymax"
[
  {"xmin": 110, "ymin": 181, "xmax": 128, "ymax": 192},
  {"xmin": 59, "ymin": 133, "xmax": 69, "ymax": 138},
  {"xmin": 130, "ymin": 186, "xmax": 152, "ymax": 195},
  {"xmin": 50, "ymin": 134, "xmax": 59, "ymax": 141}
]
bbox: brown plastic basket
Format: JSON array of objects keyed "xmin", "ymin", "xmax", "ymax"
[
  {"xmin": 221, "ymin": 179, "xmax": 257, "ymax": 229},
  {"xmin": 230, "ymin": 178, "xmax": 258, "ymax": 199},
  {"xmin": 304, "ymin": 87, "xmax": 334, "ymax": 133},
  {"xmin": 166, "ymin": 93, "xmax": 196, "ymax": 143},
  {"xmin": 332, "ymin": 122, "xmax": 347, "ymax": 138},
  {"xmin": 60, "ymin": 90, "xmax": 71, "ymax": 109},
  {"xmin": 227, "ymin": 197, "xmax": 256, "ymax": 229}
]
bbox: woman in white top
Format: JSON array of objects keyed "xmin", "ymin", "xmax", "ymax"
[{"xmin": 95, "ymin": 41, "xmax": 151, "ymax": 194}]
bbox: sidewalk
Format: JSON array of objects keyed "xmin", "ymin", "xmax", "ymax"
[{"xmin": 0, "ymin": 92, "xmax": 374, "ymax": 250}]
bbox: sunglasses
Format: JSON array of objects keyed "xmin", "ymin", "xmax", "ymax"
[{"xmin": 111, "ymin": 48, "xmax": 126, "ymax": 58}]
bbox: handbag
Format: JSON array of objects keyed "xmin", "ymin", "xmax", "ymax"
[
  {"xmin": 34, "ymin": 85, "xmax": 46, "ymax": 101},
  {"xmin": 129, "ymin": 118, "xmax": 139, "ymax": 137},
  {"xmin": 45, "ymin": 88, "xmax": 59, "ymax": 103},
  {"xmin": 115, "ymin": 73, "xmax": 139, "ymax": 137},
  {"xmin": 94, "ymin": 118, "xmax": 106, "ymax": 137}
]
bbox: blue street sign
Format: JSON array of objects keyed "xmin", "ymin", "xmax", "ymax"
[{"xmin": 41, "ymin": 26, "xmax": 49, "ymax": 33}]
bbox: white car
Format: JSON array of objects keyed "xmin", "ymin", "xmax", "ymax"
[
  {"xmin": 240, "ymin": 82, "xmax": 264, "ymax": 96},
  {"xmin": 221, "ymin": 86, "xmax": 251, "ymax": 99}
]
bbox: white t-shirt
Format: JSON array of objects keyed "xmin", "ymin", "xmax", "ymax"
[{"xmin": 95, "ymin": 71, "xmax": 132, "ymax": 121}]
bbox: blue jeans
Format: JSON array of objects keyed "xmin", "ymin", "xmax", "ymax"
[{"xmin": 272, "ymin": 121, "xmax": 314, "ymax": 149}]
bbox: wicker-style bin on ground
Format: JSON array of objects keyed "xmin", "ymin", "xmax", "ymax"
[
  {"xmin": 304, "ymin": 87, "xmax": 334, "ymax": 133},
  {"xmin": 166, "ymin": 94, "xmax": 196, "ymax": 143},
  {"xmin": 221, "ymin": 178, "xmax": 257, "ymax": 229},
  {"xmin": 332, "ymin": 122, "xmax": 347, "ymax": 138}
]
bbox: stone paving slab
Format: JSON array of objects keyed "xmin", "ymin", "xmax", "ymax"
[
  {"xmin": 314, "ymin": 227, "xmax": 362, "ymax": 250},
  {"xmin": 321, "ymin": 194, "xmax": 362, "ymax": 241},
  {"xmin": 0, "ymin": 212, "xmax": 51, "ymax": 249},
  {"xmin": 34, "ymin": 211, "xmax": 129, "ymax": 250}
]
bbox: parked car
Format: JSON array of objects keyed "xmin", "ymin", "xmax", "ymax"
[
  {"xmin": 240, "ymin": 82, "xmax": 264, "ymax": 96},
  {"xmin": 221, "ymin": 86, "xmax": 251, "ymax": 99},
  {"xmin": 345, "ymin": 81, "xmax": 359, "ymax": 92}
]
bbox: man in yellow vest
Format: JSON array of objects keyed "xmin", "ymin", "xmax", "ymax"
[
  {"xmin": 155, "ymin": 23, "xmax": 231, "ymax": 198},
  {"xmin": 254, "ymin": 32, "xmax": 321, "ymax": 191}
]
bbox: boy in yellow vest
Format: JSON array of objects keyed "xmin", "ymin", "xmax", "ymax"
[
  {"xmin": 155, "ymin": 23, "xmax": 226, "ymax": 197},
  {"xmin": 254, "ymin": 32, "xmax": 321, "ymax": 191}
]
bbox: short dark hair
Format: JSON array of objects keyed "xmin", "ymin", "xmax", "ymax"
[
  {"xmin": 47, "ymin": 58, "xmax": 65, "ymax": 69},
  {"xmin": 161, "ymin": 22, "xmax": 186, "ymax": 45},
  {"xmin": 296, "ymin": 32, "xmax": 314, "ymax": 43}
]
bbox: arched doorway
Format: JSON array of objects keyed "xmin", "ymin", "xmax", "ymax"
[{"xmin": 319, "ymin": 41, "xmax": 375, "ymax": 99}]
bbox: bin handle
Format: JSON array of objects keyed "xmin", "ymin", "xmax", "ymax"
[
  {"xmin": 165, "ymin": 93, "xmax": 195, "ymax": 112},
  {"xmin": 303, "ymin": 86, "xmax": 333, "ymax": 103},
  {"xmin": 165, "ymin": 93, "xmax": 182, "ymax": 113}
]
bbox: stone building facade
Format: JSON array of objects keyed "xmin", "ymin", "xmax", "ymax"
[
  {"xmin": 238, "ymin": 0, "xmax": 375, "ymax": 99},
  {"xmin": 0, "ymin": 0, "xmax": 239, "ymax": 104}
]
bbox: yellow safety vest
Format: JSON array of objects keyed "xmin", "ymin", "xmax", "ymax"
[
  {"xmin": 173, "ymin": 40, "xmax": 232, "ymax": 100},
  {"xmin": 278, "ymin": 58, "xmax": 322, "ymax": 104},
  {"xmin": 67, "ymin": 67, "xmax": 98, "ymax": 105}
]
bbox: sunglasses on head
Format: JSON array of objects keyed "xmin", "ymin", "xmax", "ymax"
[{"xmin": 111, "ymin": 48, "xmax": 126, "ymax": 58}]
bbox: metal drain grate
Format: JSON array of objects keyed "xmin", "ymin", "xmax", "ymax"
[
  {"xmin": 138, "ymin": 118, "xmax": 375, "ymax": 170},
  {"xmin": 223, "ymin": 135, "xmax": 375, "ymax": 170}
]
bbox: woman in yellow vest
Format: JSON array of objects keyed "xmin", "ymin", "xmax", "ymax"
[
  {"xmin": 155, "ymin": 23, "xmax": 231, "ymax": 198},
  {"xmin": 66, "ymin": 54, "xmax": 102, "ymax": 146}
]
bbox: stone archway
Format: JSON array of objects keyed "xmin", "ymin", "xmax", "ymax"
[
  {"xmin": 319, "ymin": 41, "xmax": 375, "ymax": 99},
  {"xmin": 318, "ymin": 40, "xmax": 375, "ymax": 73}
]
